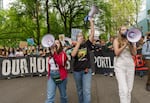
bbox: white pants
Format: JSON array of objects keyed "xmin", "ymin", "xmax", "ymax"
[{"xmin": 115, "ymin": 66, "xmax": 135, "ymax": 103}]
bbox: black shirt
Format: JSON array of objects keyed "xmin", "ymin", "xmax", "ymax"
[{"xmin": 73, "ymin": 40, "xmax": 93, "ymax": 71}]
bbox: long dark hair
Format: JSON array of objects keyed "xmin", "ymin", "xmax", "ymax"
[{"xmin": 56, "ymin": 40, "xmax": 63, "ymax": 54}]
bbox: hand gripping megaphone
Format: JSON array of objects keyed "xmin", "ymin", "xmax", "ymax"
[
  {"xmin": 84, "ymin": 5, "xmax": 99, "ymax": 22},
  {"xmin": 126, "ymin": 28, "xmax": 142, "ymax": 43},
  {"xmin": 41, "ymin": 34, "xmax": 55, "ymax": 47}
]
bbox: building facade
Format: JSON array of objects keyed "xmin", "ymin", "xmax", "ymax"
[
  {"xmin": 0, "ymin": 0, "xmax": 3, "ymax": 9},
  {"xmin": 138, "ymin": 0, "xmax": 150, "ymax": 35}
]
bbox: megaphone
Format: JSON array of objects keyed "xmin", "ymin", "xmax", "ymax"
[
  {"xmin": 126, "ymin": 28, "xmax": 142, "ymax": 43},
  {"xmin": 84, "ymin": 5, "xmax": 100, "ymax": 22},
  {"xmin": 41, "ymin": 34, "xmax": 55, "ymax": 47}
]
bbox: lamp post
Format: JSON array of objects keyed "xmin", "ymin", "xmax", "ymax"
[
  {"xmin": 147, "ymin": 14, "xmax": 150, "ymax": 31},
  {"xmin": 147, "ymin": 10, "xmax": 150, "ymax": 31}
]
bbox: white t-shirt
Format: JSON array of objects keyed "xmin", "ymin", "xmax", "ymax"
[{"xmin": 49, "ymin": 58, "xmax": 59, "ymax": 70}]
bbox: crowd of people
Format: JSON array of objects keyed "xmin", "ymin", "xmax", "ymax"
[
  {"xmin": 44, "ymin": 19, "xmax": 149, "ymax": 103},
  {"xmin": 0, "ymin": 45, "xmax": 51, "ymax": 57},
  {"xmin": 0, "ymin": 22, "xmax": 150, "ymax": 103}
]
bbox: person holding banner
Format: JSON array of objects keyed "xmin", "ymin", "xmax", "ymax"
[
  {"xmin": 45, "ymin": 40, "xmax": 68, "ymax": 103},
  {"xmin": 113, "ymin": 26, "xmax": 137, "ymax": 103},
  {"xmin": 142, "ymin": 32, "xmax": 150, "ymax": 91},
  {"xmin": 71, "ymin": 18, "xmax": 94, "ymax": 103}
]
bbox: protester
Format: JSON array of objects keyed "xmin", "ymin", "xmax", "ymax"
[
  {"xmin": 113, "ymin": 25, "xmax": 137, "ymax": 103},
  {"xmin": 0, "ymin": 48, "xmax": 7, "ymax": 57},
  {"xmin": 101, "ymin": 39, "xmax": 109, "ymax": 76},
  {"xmin": 137, "ymin": 35, "xmax": 145, "ymax": 54},
  {"xmin": 71, "ymin": 18, "xmax": 94, "ymax": 103},
  {"xmin": 142, "ymin": 32, "xmax": 150, "ymax": 91},
  {"xmin": 15, "ymin": 48, "xmax": 24, "ymax": 57},
  {"xmin": 105, "ymin": 36, "xmax": 115, "ymax": 77},
  {"xmin": 45, "ymin": 40, "xmax": 68, "ymax": 103},
  {"xmin": 90, "ymin": 41, "xmax": 96, "ymax": 75},
  {"xmin": 8, "ymin": 47, "xmax": 15, "ymax": 57}
]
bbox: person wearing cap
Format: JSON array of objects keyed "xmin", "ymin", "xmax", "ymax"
[{"xmin": 142, "ymin": 32, "xmax": 150, "ymax": 91}]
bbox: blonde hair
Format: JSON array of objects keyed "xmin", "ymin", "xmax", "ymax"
[
  {"xmin": 76, "ymin": 32, "xmax": 86, "ymax": 40},
  {"xmin": 118, "ymin": 26, "xmax": 126, "ymax": 48}
]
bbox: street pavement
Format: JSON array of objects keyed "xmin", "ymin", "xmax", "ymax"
[{"xmin": 0, "ymin": 73, "xmax": 150, "ymax": 103}]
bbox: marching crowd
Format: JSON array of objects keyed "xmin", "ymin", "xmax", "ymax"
[
  {"xmin": 0, "ymin": 25, "xmax": 150, "ymax": 103},
  {"xmin": 0, "ymin": 32, "xmax": 149, "ymax": 77}
]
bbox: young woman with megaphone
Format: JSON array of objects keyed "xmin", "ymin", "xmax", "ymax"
[
  {"xmin": 45, "ymin": 39, "xmax": 68, "ymax": 103},
  {"xmin": 113, "ymin": 25, "xmax": 137, "ymax": 103}
]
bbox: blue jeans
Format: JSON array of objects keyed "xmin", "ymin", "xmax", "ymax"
[
  {"xmin": 45, "ymin": 71, "xmax": 68, "ymax": 103},
  {"xmin": 73, "ymin": 69, "xmax": 92, "ymax": 103}
]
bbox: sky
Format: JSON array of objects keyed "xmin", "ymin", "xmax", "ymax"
[
  {"xmin": 3, "ymin": 0, "xmax": 15, "ymax": 9},
  {"xmin": 3, "ymin": 0, "xmax": 146, "ymax": 10}
]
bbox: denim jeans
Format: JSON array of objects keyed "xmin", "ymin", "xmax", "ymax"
[
  {"xmin": 45, "ymin": 71, "xmax": 68, "ymax": 103},
  {"xmin": 73, "ymin": 69, "xmax": 92, "ymax": 103}
]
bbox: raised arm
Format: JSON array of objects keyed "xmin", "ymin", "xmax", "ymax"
[
  {"xmin": 129, "ymin": 43, "xmax": 137, "ymax": 56},
  {"xmin": 71, "ymin": 34, "xmax": 83, "ymax": 57},
  {"xmin": 89, "ymin": 18, "xmax": 94, "ymax": 43}
]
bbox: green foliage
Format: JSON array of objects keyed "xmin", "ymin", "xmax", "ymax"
[
  {"xmin": 0, "ymin": 0, "xmax": 143, "ymax": 47},
  {"xmin": 49, "ymin": 12, "xmax": 64, "ymax": 38},
  {"xmin": 109, "ymin": 0, "xmax": 142, "ymax": 30},
  {"xmin": 100, "ymin": 33, "xmax": 108, "ymax": 41},
  {"xmin": 51, "ymin": 0, "xmax": 89, "ymax": 36}
]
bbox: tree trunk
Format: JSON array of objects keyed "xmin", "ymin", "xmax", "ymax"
[
  {"xmin": 46, "ymin": 0, "xmax": 50, "ymax": 33},
  {"xmin": 36, "ymin": 1, "xmax": 40, "ymax": 45},
  {"xmin": 69, "ymin": 18, "xmax": 72, "ymax": 38},
  {"xmin": 64, "ymin": 18, "xmax": 67, "ymax": 35}
]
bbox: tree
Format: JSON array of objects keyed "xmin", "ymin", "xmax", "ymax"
[
  {"xmin": 49, "ymin": 11, "xmax": 64, "ymax": 38},
  {"xmin": 9, "ymin": 0, "xmax": 45, "ymax": 45},
  {"xmin": 0, "ymin": 0, "xmax": 143, "ymax": 47},
  {"xmin": 51, "ymin": 0, "xmax": 88, "ymax": 36},
  {"xmin": 46, "ymin": 0, "xmax": 50, "ymax": 33},
  {"xmin": 108, "ymin": 0, "xmax": 142, "ymax": 35}
]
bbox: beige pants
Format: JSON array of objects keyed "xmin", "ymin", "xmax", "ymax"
[{"xmin": 145, "ymin": 60, "xmax": 150, "ymax": 85}]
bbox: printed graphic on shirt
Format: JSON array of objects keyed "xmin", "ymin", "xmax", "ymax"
[{"xmin": 77, "ymin": 48, "xmax": 87, "ymax": 61}]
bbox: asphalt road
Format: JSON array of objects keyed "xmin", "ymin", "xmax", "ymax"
[{"xmin": 0, "ymin": 73, "xmax": 150, "ymax": 103}]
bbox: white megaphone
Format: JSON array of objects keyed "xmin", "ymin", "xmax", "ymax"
[
  {"xmin": 41, "ymin": 34, "xmax": 55, "ymax": 47},
  {"xmin": 84, "ymin": 5, "xmax": 100, "ymax": 22},
  {"xmin": 127, "ymin": 28, "xmax": 142, "ymax": 43}
]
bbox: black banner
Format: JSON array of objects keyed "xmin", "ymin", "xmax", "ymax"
[
  {"xmin": 0, "ymin": 56, "xmax": 48, "ymax": 79},
  {"xmin": 0, "ymin": 51, "xmax": 115, "ymax": 79},
  {"xmin": 94, "ymin": 50, "xmax": 114, "ymax": 69}
]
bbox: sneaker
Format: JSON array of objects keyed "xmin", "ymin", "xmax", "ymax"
[
  {"xmin": 109, "ymin": 73, "xmax": 113, "ymax": 77},
  {"xmin": 7, "ymin": 77, "xmax": 11, "ymax": 80},
  {"xmin": 39, "ymin": 74, "xmax": 42, "ymax": 77},
  {"xmin": 104, "ymin": 73, "xmax": 108, "ymax": 76},
  {"xmin": 92, "ymin": 72, "xmax": 95, "ymax": 76}
]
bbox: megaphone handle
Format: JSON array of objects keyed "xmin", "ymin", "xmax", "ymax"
[
  {"xmin": 131, "ymin": 42, "xmax": 136, "ymax": 47},
  {"xmin": 127, "ymin": 42, "xmax": 136, "ymax": 50},
  {"xmin": 84, "ymin": 16, "xmax": 92, "ymax": 22},
  {"xmin": 49, "ymin": 47, "xmax": 55, "ymax": 56},
  {"xmin": 88, "ymin": 16, "xmax": 92, "ymax": 20},
  {"xmin": 84, "ymin": 16, "xmax": 88, "ymax": 22}
]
